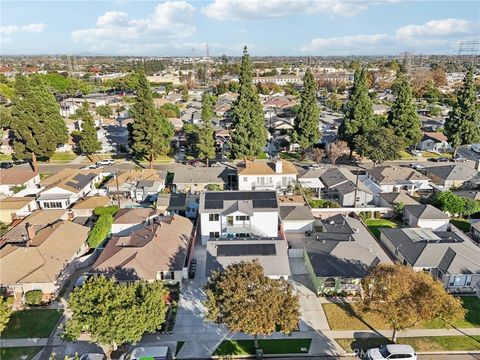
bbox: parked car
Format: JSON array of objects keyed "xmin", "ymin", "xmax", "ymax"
[
  {"xmin": 81, "ymin": 164, "xmax": 99, "ymax": 170},
  {"xmin": 0, "ymin": 161, "xmax": 13, "ymax": 169},
  {"xmin": 119, "ymin": 346, "xmax": 172, "ymax": 360},
  {"xmin": 470, "ymin": 144, "xmax": 480, "ymax": 154},
  {"xmin": 410, "ymin": 149, "xmax": 422, "ymax": 157},
  {"xmin": 308, "ymin": 164, "xmax": 320, "ymax": 170},
  {"xmin": 179, "ymin": 146, "xmax": 186, "ymax": 153},
  {"xmin": 430, "ymin": 157, "xmax": 451, "ymax": 162},
  {"xmin": 409, "ymin": 163, "xmax": 425, "ymax": 170},
  {"xmin": 453, "ymin": 156, "xmax": 467, "ymax": 162},
  {"xmin": 189, "ymin": 257, "xmax": 197, "ymax": 279},
  {"xmin": 367, "ymin": 344, "xmax": 416, "ymax": 360},
  {"xmin": 96, "ymin": 159, "xmax": 115, "ymax": 166}
]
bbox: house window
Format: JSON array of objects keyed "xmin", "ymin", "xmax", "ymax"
[
  {"xmin": 160, "ymin": 271, "xmax": 174, "ymax": 280},
  {"xmin": 454, "ymin": 275, "xmax": 466, "ymax": 286},
  {"xmin": 448, "ymin": 277, "xmax": 455, "ymax": 287},
  {"xmin": 209, "ymin": 214, "xmax": 219, "ymax": 221},
  {"xmin": 235, "ymin": 215, "xmax": 250, "ymax": 221},
  {"xmin": 324, "ymin": 278, "xmax": 336, "ymax": 288},
  {"xmin": 466, "ymin": 275, "xmax": 472, "ymax": 286},
  {"xmin": 403, "ymin": 259, "xmax": 408, "ymax": 266},
  {"xmin": 209, "ymin": 232, "xmax": 220, "ymax": 238},
  {"xmin": 43, "ymin": 201, "xmax": 63, "ymax": 209},
  {"xmin": 243, "ymin": 177, "xmax": 247, "ymax": 182}
]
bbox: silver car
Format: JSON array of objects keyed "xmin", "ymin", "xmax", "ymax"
[{"xmin": 367, "ymin": 344, "xmax": 417, "ymax": 360}]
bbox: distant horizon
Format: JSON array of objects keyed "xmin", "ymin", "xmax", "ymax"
[{"xmin": 1, "ymin": 1, "xmax": 478, "ymax": 56}]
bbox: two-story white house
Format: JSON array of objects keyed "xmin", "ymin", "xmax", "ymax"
[
  {"xmin": 37, "ymin": 169, "xmax": 103, "ymax": 209},
  {"xmin": 237, "ymin": 159, "xmax": 298, "ymax": 193},
  {"xmin": 199, "ymin": 191, "xmax": 280, "ymax": 245}
]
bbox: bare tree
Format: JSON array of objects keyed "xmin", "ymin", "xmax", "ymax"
[
  {"xmin": 310, "ymin": 148, "xmax": 325, "ymax": 165},
  {"xmin": 328, "ymin": 140, "xmax": 349, "ymax": 165}
]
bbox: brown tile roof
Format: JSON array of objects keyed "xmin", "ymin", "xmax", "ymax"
[
  {"xmin": 107, "ymin": 169, "xmax": 165, "ymax": 188},
  {"xmin": 424, "ymin": 132, "xmax": 448, "ymax": 142},
  {"xmin": 367, "ymin": 166, "xmax": 428, "ymax": 184},
  {"xmin": 237, "ymin": 159, "xmax": 298, "ymax": 176},
  {"xmin": 93, "ymin": 215, "xmax": 193, "ymax": 280},
  {"xmin": 0, "ymin": 197, "xmax": 35, "ymax": 210},
  {"xmin": 0, "ymin": 220, "xmax": 89, "ymax": 284},
  {"xmin": 113, "ymin": 208, "xmax": 161, "ymax": 224},
  {"xmin": 71, "ymin": 196, "xmax": 111, "ymax": 210},
  {"xmin": 0, "ymin": 168, "xmax": 38, "ymax": 185}
]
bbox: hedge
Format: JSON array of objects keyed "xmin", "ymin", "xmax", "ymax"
[
  {"xmin": 87, "ymin": 214, "xmax": 113, "ymax": 248},
  {"xmin": 93, "ymin": 205, "xmax": 119, "ymax": 217},
  {"xmin": 24, "ymin": 290, "xmax": 43, "ymax": 305},
  {"xmin": 308, "ymin": 199, "xmax": 341, "ymax": 209}
]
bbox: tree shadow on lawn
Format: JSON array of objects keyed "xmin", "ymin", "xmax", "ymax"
[
  {"xmin": 348, "ymin": 334, "xmax": 393, "ymax": 360},
  {"xmin": 336, "ymin": 301, "xmax": 384, "ymax": 335}
]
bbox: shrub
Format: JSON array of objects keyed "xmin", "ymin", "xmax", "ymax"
[
  {"xmin": 308, "ymin": 199, "xmax": 341, "ymax": 209},
  {"xmin": 25, "ymin": 290, "xmax": 43, "ymax": 305},
  {"xmin": 87, "ymin": 214, "xmax": 113, "ymax": 248},
  {"xmin": 93, "ymin": 205, "xmax": 119, "ymax": 217}
]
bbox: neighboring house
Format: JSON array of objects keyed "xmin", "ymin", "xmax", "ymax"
[
  {"xmin": 111, "ymin": 208, "xmax": 162, "ymax": 236},
  {"xmin": 0, "ymin": 197, "xmax": 38, "ymax": 223},
  {"xmin": 172, "ymin": 167, "xmax": 228, "ymax": 193},
  {"xmin": 377, "ymin": 192, "xmax": 420, "ymax": 208},
  {"xmin": 70, "ymin": 196, "xmax": 111, "ymax": 218},
  {"xmin": 365, "ymin": 166, "xmax": 431, "ymax": 194},
  {"xmin": 206, "ymin": 239, "xmax": 291, "ymax": 279},
  {"xmin": 424, "ymin": 164, "xmax": 479, "ymax": 189},
  {"xmin": 199, "ymin": 191, "xmax": 280, "ymax": 245},
  {"xmin": 298, "ymin": 169, "xmax": 326, "ymax": 197},
  {"xmin": 418, "ymin": 132, "xmax": 452, "ymax": 152},
  {"xmin": 0, "ymin": 168, "xmax": 40, "ymax": 197},
  {"xmin": 0, "ymin": 219, "xmax": 89, "ymax": 299},
  {"xmin": 380, "ymin": 227, "xmax": 480, "ymax": 293},
  {"xmin": 319, "ymin": 168, "xmax": 373, "ymax": 207},
  {"xmin": 107, "ymin": 169, "xmax": 166, "ymax": 202},
  {"xmin": 156, "ymin": 193, "xmax": 199, "ymax": 219},
  {"xmin": 289, "ymin": 214, "xmax": 392, "ymax": 295},
  {"xmin": 93, "ymin": 215, "xmax": 193, "ymax": 283},
  {"xmin": 280, "ymin": 206, "xmax": 314, "ymax": 233},
  {"xmin": 38, "ymin": 168, "xmax": 103, "ymax": 209},
  {"xmin": 237, "ymin": 159, "xmax": 298, "ymax": 193},
  {"xmin": 403, "ymin": 204, "xmax": 450, "ymax": 231},
  {"xmin": 471, "ymin": 222, "xmax": 480, "ymax": 244}
]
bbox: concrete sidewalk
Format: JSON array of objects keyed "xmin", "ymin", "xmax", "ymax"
[{"xmin": 325, "ymin": 327, "xmax": 480, "ymax": 339}]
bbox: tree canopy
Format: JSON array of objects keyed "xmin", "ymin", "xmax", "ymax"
[
  {"xmin": 64, "ymin": 276, "xmax": 169, "ymax": 354},
  {"xmin": 78, "ymin": 103, "xmax": 102, "ymax": 156},
  {"xmin": 444, "ymin": 68, "xmax": 480, "ymax": 155},
  {"xmin": 355, "ymin": 127, "xmax": 402, "ymax": 164},
  {"xmin": 130, "ymin": 72, "xmax": 174, "ymax": 169},
  {"xmin": 293, "ymin": 68, "xmax": 321, "ymax": 151},
  {"xmin": 230, "ymin": 47, "xmax": 268, "ymax": 158},
  {"xmin": 205, "ymin": 260, "xmax": 300, "ymax": 348},
  {"xmin": 201, "ymin": 92, "xmax": 216, "ymax": 122},
  {"xmin": 362, "ymin": 264, "xmax": 465, "ymax": 342},
  {"xmin": 387, "ymin": 73, "xmax": 422, "ymax": 147},
  {"xmin": 9, "ymin": 76, "xmax": 68, "ymax": 170},
  {"xmin": 96, "ymin": 105, "xmax": 113, "ymax": 118},
  {"xmin": 0, "ymin": 296, "xmax": 12, "ymax": 334}
]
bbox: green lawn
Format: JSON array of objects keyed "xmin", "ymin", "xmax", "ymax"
[
  {"xmin": 39, "ymin": 152, "xmax": 77, "ymax": 162},
  {"xmin": 279, "ymin": 152, "xmax": 302, "ymax": 161},
  {"xmin": 213, "ymin": 339, "xmax": 311, "ymax": 356},
  {"xmin": 0, "ymin": 154, "xmax": 13, "ymax": 161},
  {"xmin": 323, "ymin": 296, "xmax": 480, "ymax": 331},
  {"xmin": 364, "ymin": 219, "xmax": 398, "ymax": 239},
  {"xmin": 399, "ymin": 150, "xmax": 416, "ymax": 160},
  {"xmin": 39, "ymin": 172, "xmax": 53, "ymax": 181},
  {"xmin": 138, "ymin": 154, "xmax": 173, "ymax": 163},
  {"xmin": 450, "ymin": 218, "xmax": 472, "ymax": 233},
  {"xmin": 0, "ymin": 347, "xmax": 43, "ymax": 360},
  {"xmin": 2, "ymin": 309, "xmax": 63, "ymax": 339},
  {"xmin": 336, "ymin": 335, "xmax": 480, "ymax": 353}
]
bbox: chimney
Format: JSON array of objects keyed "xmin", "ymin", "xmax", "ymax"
[
  {"xmin": 26, "ymin": 222, "xmax": 35, "ymax": 241},
  {"xmin": 475, "ymin": 159, "xmax": 480, "ymax": 172},
  {"xmin": 274, "ymin": 159, "xmax": 283, "ymax": 174}
]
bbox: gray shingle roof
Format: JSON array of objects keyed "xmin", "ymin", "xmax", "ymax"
[
  {"xmin": 279, "ymin": 206, "xmax": 314, "ymax": 221},
  {"xmin": 426, "ymin": 165, "xmax": 478, "ymax": 181},
  {"xmin": 404, "ymin": 204, "xmax": 449, "ymax": 220}
]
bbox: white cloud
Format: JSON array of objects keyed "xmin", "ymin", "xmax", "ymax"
[
  {"xmin": 301, "ymin": 18, "xmax": 480, "ymax": 54},
  {"xmin": 396, "ymin": 18, "xmax": 479, "ymax": 39},
  {"xmin": 0, "ymin": 23, "xmax": 46, "ymax": 35},
  {"xmin": 203, "ymin": 0, "xmax": 374, "ymax": 21},
  {"xmin": 72, "ymin": 1, "xmax": 196, "ymax": 48}
]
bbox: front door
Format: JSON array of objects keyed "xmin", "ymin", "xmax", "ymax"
[{"xmin": 227, "ymin": 216, "xmax": 234, "ymax": 226}]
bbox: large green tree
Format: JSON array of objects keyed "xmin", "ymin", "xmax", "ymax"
[
  {"xmin": 9, "ymin": 76, "xmax": 68, "ymax": 171},
  {"xmin": 293, "ymin": 68, "xmax": 321, "ymax": 154},
  {"xmin": 205, "ymin": 260, "xmax": 300, "ymax": 349},
  {"xmin": 338, "ymin": 68, "xmax": 376, "ymax": 156},
  {"xmin": 197, "ymin": 120, "xmax": 216, "ymax": 167},
  {"xmin": 230, "ymin": 47, "xmax": 268, "ymax": 158},
  {"xmin": 78, "ymin": 103, "xmax": 102, "ymax": 157},
  {"xmin": 355, "ymin": 127, "xmax": 402, "ymax": 164},
  {"xmin": 387, "ymin": 74, "xmax": 422, "ymax": 147},
  {"xmin": 131, "ymin": 72, "xmax": 173, "ymax": 169},
  {"xmin": 0, "ymin": 296, "xmax": 12, "ymax": 334},
  {"xmin": 201, "ymin": 92, "xmax": 215, "ymax": 122},
  {"xmin": 64, "ymin": 276, "xmax": 169, "ymax": 356},
  {"xmin": 362, "ymin": 264, "xmax": 465, "ymax": 342},
  {"xmin": 444, "ymin": 68, "xmax": 480, "ymax": 156}
]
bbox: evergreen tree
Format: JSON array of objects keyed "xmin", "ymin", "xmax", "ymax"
[
  {"xmin": 64, "ymin": 276, "xmax": 169, "ymax": 356},
  {"xmin": 387, "ymin": 73, "xmax": 422, "ymax": 147},
  {"xmin": 205, "ymin": 261, "xmax": 300, "ymax": 349},
  {"xmin": 293, "ymin": 68, "xmax": 321, "ymax": 154},
  {"xmin": 0, "ymin": 296, "xmax": 12, "ymax": 334},
  {"xmin": 230, "ymin": 47, "xmax": 268, "ymax": 158},
  {"xmin": 197, "ymin": 120, "xmax": 216, "ymax": 167},
  {"xmin": 131, "ymin": 73, "xmax": 174, "ymax": 169},
  {"xmin": 78, "ymin": 103, "xmax": 102, "ymax": 157},
  {"xmin": 355, "ymin": 127, "xmax": 402, "ymax": 164},
  {"xmin": 201, "ymin": 92, "xmax": 215, "ymax": 122},
  {"xmin": 338, "ymin": 68, "xmax": 376, "ymax": 156},
  {"xmin": 9, "ymin": 76, "xmax": 68, "ymax": 171},
  {"xmin": 444, "ymin": 68, "xmax": 480, "ymax": 156}
]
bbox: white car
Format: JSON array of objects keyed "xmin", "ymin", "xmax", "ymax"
[
  {"xmin": 367, "ymin": 344, "xmax": 417, "ymax": 360},
  {"xmin": 410, "ymin": 149, "xmax": 422, "ymax": 157},
  {"xmin": 96, "ymin": 159, "xmax": 115, "ymax": 166},
  {"xmin": 471, "ymin": 144, "xmax": 480, "ymax": 154},
  {"xmin": 409, "ymin": 163, "xmax": 424, "ymax": 170},
  {"xmin": 81, "ymin": 164, "xmax": 98, "ymax": 170}
]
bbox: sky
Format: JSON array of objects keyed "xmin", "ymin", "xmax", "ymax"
[{"xmin": 1, "ymin": 0, "xmax": 479, "ymax": 56}]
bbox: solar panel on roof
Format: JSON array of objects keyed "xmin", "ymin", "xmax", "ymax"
[
  {"xmin": 217, "ymin": 243, "xmax": 276, "ymax": 257},
  {"xmin": 204, "ymin": 200, "xmax": 223, "ymax": 209}
]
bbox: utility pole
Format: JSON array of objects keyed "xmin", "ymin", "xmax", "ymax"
[{"xmin": 115, "ymin": 169, "xmax": 121, "ymax": 208}]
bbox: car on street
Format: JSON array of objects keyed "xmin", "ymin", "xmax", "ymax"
[
  {"xmin": 179, "ymin": 146, "xmax": 186, "ymax": 153},
  {"xmin": 470, "ymin": 144, "xmax": 480, "ymax": 154},
  {"xmin": 429, "ymin": 157, "xmax": 451, "ymax": 162},
  {"xmin": 308, "ymin": 164, "xmax": 321, "ymax": 170},
  {"xmin": 81, "ymin": 164, "xmax": 100, "ymax": 170},
  {"xmin": 409, "ymin": 163, "xmax": 425, "ymax": 170},
  {"xmin": 410, "ymin": 149, "xmax": 422, "ymax": 157},
  {"xmin": 119, "ymin": 346, "xmax": 172, "ymax": 360},
  {"xmin": 189, "ymin": 257, "xmax": 197, "ymax": 279},
  {"xmin": 0, "ymin": 161, "xmax": 13, "ymax": 169},
  {"xmin": 453, "ymin": 156, "xmax": 467, "ymax": 162},
  {"xmin": 367, "ymin": 344, "xmax": 417, "ymax": 360},
  {"xmin": 96, "ymin": 159, "xmax": 115, "ymax": 166}
]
